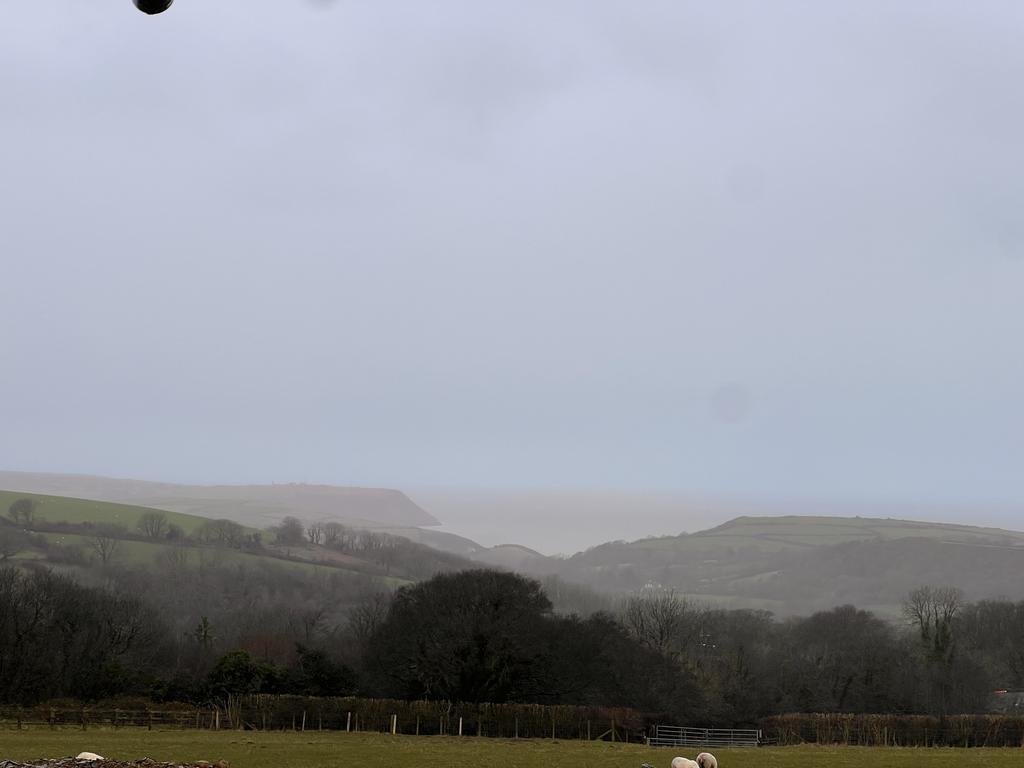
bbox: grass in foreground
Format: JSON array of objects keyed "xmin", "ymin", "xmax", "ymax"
[{"xmin": 1, "ymin": 730, "xmax": 1021, "ymax": 768}]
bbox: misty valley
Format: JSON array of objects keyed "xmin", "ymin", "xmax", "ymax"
[{"xmin": 4, "ymin": 475, "xmax": 1024, "ymax": 752}]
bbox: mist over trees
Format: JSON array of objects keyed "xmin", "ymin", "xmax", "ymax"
[{"xmin": 0, "ymin": 558, "xmax": 1013, "ymax": 723}]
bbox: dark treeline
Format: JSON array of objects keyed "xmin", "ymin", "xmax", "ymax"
[{"xmin": 1, "ymin": 561, "xmax": 1021, "ymax": 725}]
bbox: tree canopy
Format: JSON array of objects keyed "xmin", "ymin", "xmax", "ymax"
[{"xmin": 368, "ymin": 570, "xmax": 552, "ymax": 703}]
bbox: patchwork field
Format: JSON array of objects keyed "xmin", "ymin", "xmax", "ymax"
[
  {"xmin": 0, "ymin": 731, "xmax": 1019, "ymax": 768},
  {"xmin": 1, "ymin": 489, "xmax": 408, "ymax": 587}
]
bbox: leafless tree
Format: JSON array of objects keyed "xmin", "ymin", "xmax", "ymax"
[
  {"xmin": 156, "ymin": 543, "xmax": 191, "ymax": 572},
  {"xmin": 904, "ymin": 585, "xmax": 963, "ymax": 662},
  {"xmin": 7, "ymin": 498, "xmax": 37, "ymax": 527},
  {"xmin": 323, "ymin": 521, "xmax": 346, "ymax": 546},
  {"xmin": 195, "ymin": 519, "xmax": 247, "ymax": 548},
  {"xmin": 621, "ymin": 588, "xmax": 704, "ymax": 660},
  {"xmin": 289, "ymin": 605, "xmax": 327, "ymax": 643},
  {"xmin": 348, "ymin": 592, "xmax": 390, "ymax": 654},
  {"xmin": 137, "ymin": 510, "xmax": 169, "ymax": 539},
  {"xmin": 88, "ymin": 525, "xmax": 125, "ymax": 566},
  {"xmin": 306, "ymin": 522, "xmax": 324, "ymax": 545},
  {"xmin": 275, "ymin": 516, "xmax": 306, "ymax": 546}
]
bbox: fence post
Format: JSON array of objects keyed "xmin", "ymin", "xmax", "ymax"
[
  {"xmin": 302, "ymin": 711, "xmax": 307, "ymax": 732},
  {"xmin": 346, "ymin": 712, "xmax": 352, "ymax": 733},
  {"xmin": 611, "ymin": 718, "xmax": 616, "ymax": 742},
  {"xmin": 459, "ymin": 716, "xmax": 463, "ymax": 736},
  {"xmin": 391, "ymin": 714, "xmax": 398, "ymax": 735},
  {"xmin": 416, "ymin": 715, "xmax": 420, "ymax": 736},
  {"xmin": 515, "ymin": 717, "xmax": 519, "ymax": 739},
  {"xmin": 148, "ymin": 711, "xmax": 154, "ymax": 731}
]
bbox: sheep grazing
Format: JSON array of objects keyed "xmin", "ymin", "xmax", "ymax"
[
  {"xmin": 75, "ymin": 754, "xmax": 105, "ymax": 762},
  {"xmin": 671, "ymin": 758, "xmax": 700, "ymax": 768},
  {"xmin": 696, "ymin": 753, "xmax": 718, "ymax": 768}
]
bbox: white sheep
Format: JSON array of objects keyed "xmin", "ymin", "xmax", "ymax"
[
  {"xmin": 75, "ymin": 753, "xmax": 105, "ymax": 762},
  {"xmin": 671, "ymin": 758, "xmax": 700, "ymax": 768},
  {"xmin": 696, "ymin": 753, "xmax": 718, "ymax": 768}
]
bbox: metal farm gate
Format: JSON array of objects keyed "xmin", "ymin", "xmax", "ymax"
[{"xmin": 647, "ymin": 725, "xmax": 761, "ymax": 748}]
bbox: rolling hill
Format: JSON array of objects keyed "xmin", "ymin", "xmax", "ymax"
[
  {"xmin": 0, "ymin": 471, "xmax": 439, "ymax": 529},
  {"xmin": 0, "ymin": 488, "xmax": 230, "ymax": 535},
  {"xmin": 0, "ymin": 489, "xmax": 467, "ymax": 587},
  {"xmin": 517, "ymin": 515, "xmax": 1024, "ymax": 616},
  {"xmin": 8, "ymin": 475, "xmax": 1024, "ymax": 619}
]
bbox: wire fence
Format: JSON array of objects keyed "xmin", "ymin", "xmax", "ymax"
[
  {"xmin": 0, "ymin": 696, "xmax": 651, "ymax": 742},
  {"xmin": 9, "ymin": 699, "xmax": 1023, "ymax": 748}
]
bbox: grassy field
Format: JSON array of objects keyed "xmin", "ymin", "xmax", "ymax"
[
  {"xmin": 638, "ymin": 515, "xmax": 1024, "ymax": 554},
  {"xmin": 0, "ymin": 490, "xmax": 240, "ymax": 536},
  {"xmin": 30, "ymin": 529, "xmax": 387, "ymax": 580},
  {"xmin": 1, "ymin": 489, "xmax": 412, "ymax": 585},
  {"xmin": 0, "ymin": 731, "xmax": 1020, "ymax": 768}
]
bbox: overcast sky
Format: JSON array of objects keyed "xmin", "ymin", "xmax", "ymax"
[{"xmin": 2, "ymin": 2, "xmax": 1023, "ymax": 547}]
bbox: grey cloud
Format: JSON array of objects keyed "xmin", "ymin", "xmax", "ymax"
[{"xmin": 2, "ymin": 1, "xmax": 1024, "ymax": 550}]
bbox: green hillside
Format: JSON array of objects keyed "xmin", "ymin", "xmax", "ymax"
[
  {"xmin": 517, "ymin": 515, "xmax": 1024, "ymax": 616},
  {"xmin": 693, "ymin": 515, "xmax": 1024, "ymax": 549},
  {"xmin": 0, "ymin": 489, "xmax": 243, "ymax": 535},
  {"xmin": 33, "ymin": 529, "xmax": 385, "ymax": 579},
  {"xmin": 1, "ymin": 488, "xmax": 457, "ymax": 589},
  {"xmin": 0, "ymin": 471, "xmax": 439, "ymax": 529}
]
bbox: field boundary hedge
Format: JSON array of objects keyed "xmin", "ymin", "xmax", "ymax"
[{"xmin": 761, "ymin": 713, "xmax": 1024, "ymax": 747}]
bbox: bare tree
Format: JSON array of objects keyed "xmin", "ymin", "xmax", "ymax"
[
  {"xmin": 377, "ymin": 541, "xmax": 400, "ymax": 575},
  {"xmin": 903, "ymin": 585, "xmax": 963, "ymax": 662},
  {"xmin": 137, "ymin": 511, "xmax": 169, "ymax": 539},
  {"xmin": 348, "ymin": 592, "xmax": 390, "ymax": 654},
  {"xmin": 621, "ymin": 588, "xmax": 704, "ymax": 660},
  {"xmin": 306, "ymin": 522, "xmax": 324, "ymax": 545},
  {"xmin": 903, "ymin": 585, "xmax": 967, "ymax": 715},
  {"xmin": 157, "ymin": 543, "xmax": 191, "ymax": 572},
  {"xmin": 7, "ymin": 498, "xmax": 37, "ymax": 528},
  {"xmin": 323, "ymin": 521, "xmax": 346, "ymax": 546},
  {"xmin": 289, "ymin": 605, "xmax": 327, "ymax": 643},
  {"xmin": 88, "ymin": 525, "xmax": 125, "ymax": 566},
  {"xmin": 195, "ymin": 519, "xmax": 245, "ymax": 548},
  {"xmin": 191, "ymin": 616, "xmax": 215, "ymax": 648},
  {"xmin": 275, "ymin": 516, "xmax": 306, "ymax": 546}
]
